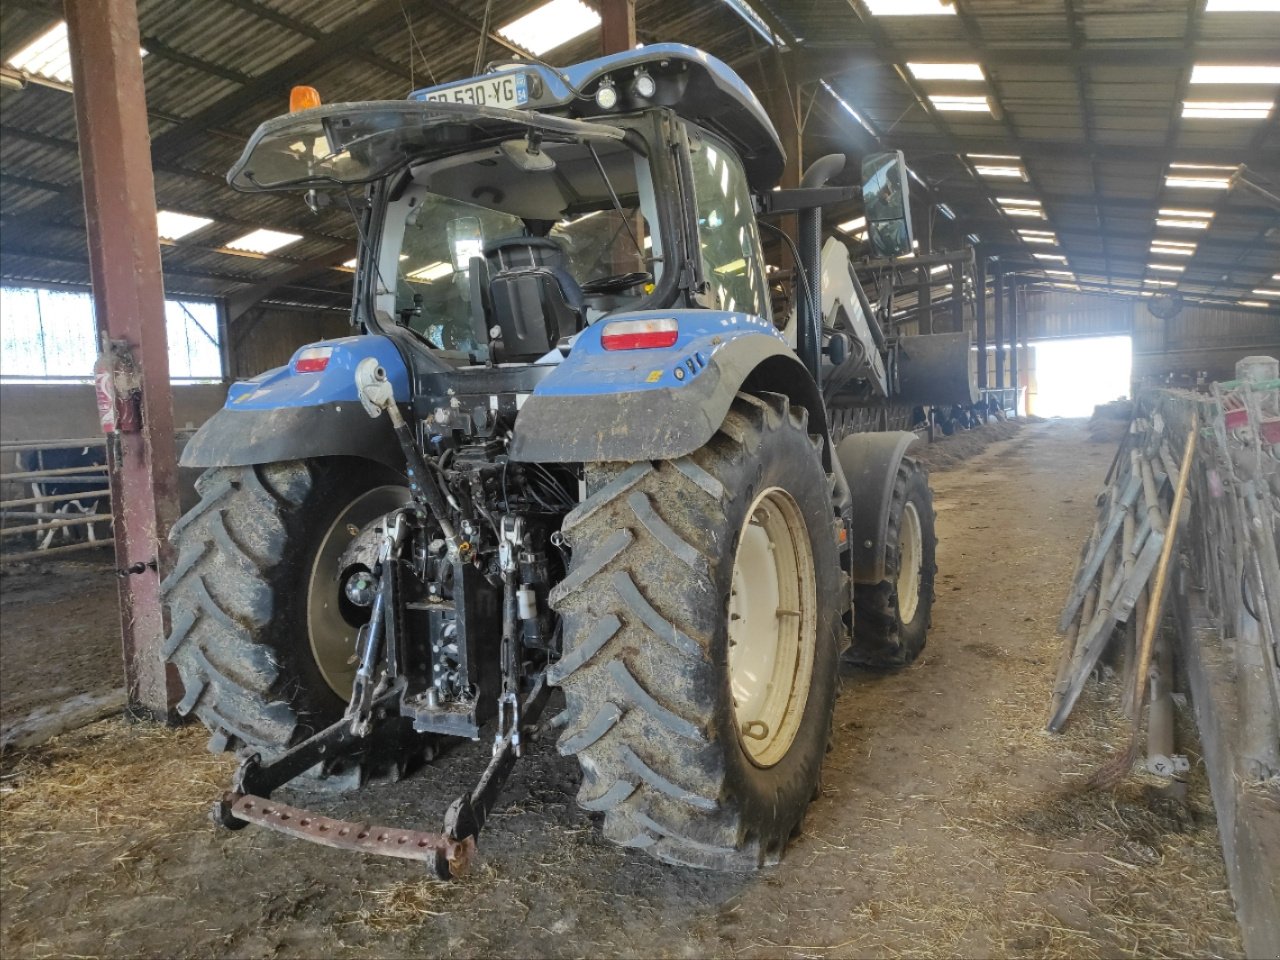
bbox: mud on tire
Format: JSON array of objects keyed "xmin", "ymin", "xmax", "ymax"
[
  {"xmin": 549, "ymin": 393, "xmax": 845, "ymax": 869},
  {"xmin": 162, "ymin": 458, "xmax": 390, "ymax": 757},
  {"xmin": 848, "ymin": 456, "xmax": 936, "ymax": 668}
]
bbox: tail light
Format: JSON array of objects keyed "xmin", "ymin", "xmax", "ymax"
[
  {"xmin": 293, "ymin": 346, "xmax": 332, "ymax": 373},
  {"xmin": 601, "ymin": 318, "xmax": 679, "ymax": 351}
]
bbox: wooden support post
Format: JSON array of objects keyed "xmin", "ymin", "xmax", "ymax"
[
  {"xmin": 65, "ymin": 0, "xmax": 183, "ymax": 721},
  {"xmin": 975, "ymin": 255, "xmax": 988, "ymax": 390},
  {"xmin": 1009, "ymin": 276, "xmax": 1020, "ymax": 415},
  {"xmin": 600, "ymin": 0, "xmax": 636, "ymax": 54},
  {"xmin": 993, "ymin": 263, "xmax": 1005, "ymax": 393}
]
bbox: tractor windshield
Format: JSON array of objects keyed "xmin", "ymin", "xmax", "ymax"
[{"xmin": 372, "ymin": 132, "xmax": 665, "ymax": 354}]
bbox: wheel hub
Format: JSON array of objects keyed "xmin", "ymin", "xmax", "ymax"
[
  {"xmin": 896, "ymin": 501, "xmax": 923, "ymax": 625},
  {"xmin": 727, "ymin": 487, "xmax": 817, "ymax": 768},
  {"xmin": 307, "ymin": 485, "xmax": 411, "ymax": 699}
]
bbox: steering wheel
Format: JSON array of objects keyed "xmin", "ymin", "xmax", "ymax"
[{"xmin": 579, "ymin": 271, "xmax": 653, "ymax": 295}]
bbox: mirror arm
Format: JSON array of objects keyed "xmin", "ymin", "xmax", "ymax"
[{"xmin": 757, "ymin": 185, "xmax": 858, "ymax": 215}]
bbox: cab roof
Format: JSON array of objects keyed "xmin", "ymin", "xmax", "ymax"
[{"xmin": 409, "ymin": 43, "xmax": 785, "ymax": 192}]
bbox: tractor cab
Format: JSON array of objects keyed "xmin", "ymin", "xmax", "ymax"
[{"xmin": 227, "ymin": 45, "xmax": 783, "ymax": 366}]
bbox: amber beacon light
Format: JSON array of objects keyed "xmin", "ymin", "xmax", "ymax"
[{"xmin": 289, "ymin": 85, "xmax": 322, "ymax": 112}]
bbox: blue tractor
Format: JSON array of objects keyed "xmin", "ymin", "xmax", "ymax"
[{"xmin": 168, "ymin": 45, "xmax": 973, "ymax": 877}]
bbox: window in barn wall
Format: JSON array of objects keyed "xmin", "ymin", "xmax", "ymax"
[{"xmin": 0, "ymin": 285, "xmax": 222, "ymax": 382}]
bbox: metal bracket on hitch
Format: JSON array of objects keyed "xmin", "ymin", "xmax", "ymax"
[
  {"xmin": 211, "ymin": 677, "xmax": 553, "ymax": 880},
  {"xmin": 226, "ymin": 794, "xmax": 475, "ymax": 877},
  {"xmin": 437, "ymin": 675, "xmax": 553, "ymax": 879}
]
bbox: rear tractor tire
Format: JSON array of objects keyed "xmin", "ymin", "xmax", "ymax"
[
  {"xmin": 550, "ymin": 393, "xmax": 844, "ymax": 869},
  {"xmin": 848, "ymin": 456, "xmax": 936, "ymax": 668},
  {"xmin": 162, "ymin": 458, "xmax": 409, "ymax": 762}
]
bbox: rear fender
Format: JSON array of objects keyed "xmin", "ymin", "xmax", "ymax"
[
  {"xmin": 181, "ymin": 336, "xmax": 409, "ymax": 469},
  {"xmin": 507, "ymin": 310, "xmax": 829, "ymax": 467},
  {"xmin": 838, "ymin": 431, "xmax": 920, "ymax": 583}
]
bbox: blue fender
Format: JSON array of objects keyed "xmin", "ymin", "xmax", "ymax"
[
  {"xmin": 507, "ymin": 310, "xmax": 827, "ymax": 465},
  {"xmin": 180, "ymin": 336, "xmax": 410, "ymax": 469}
]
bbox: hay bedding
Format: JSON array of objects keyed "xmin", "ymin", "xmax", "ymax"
[{"xmin": 0, "ymin": 420, "xmax": 1245, "ymax": 960}]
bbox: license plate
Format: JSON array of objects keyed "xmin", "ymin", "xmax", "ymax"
[{"xmin": 422, "ymin": 73, "xmax": 529, "ymax": 109}]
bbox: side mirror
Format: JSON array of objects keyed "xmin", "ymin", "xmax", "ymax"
[{"xmin": 861, "ymin": 150, "xmax": 914, "ymax": 259}]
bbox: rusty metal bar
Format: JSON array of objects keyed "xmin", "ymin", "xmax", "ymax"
[
  {"xmin": 228, "ymin": 794, "xmax": 475, "ymax": 876},
  {"xmin": 64, "ymin": 0, "xmax": 183, "ymax": 720},
  {"xmin": 0, "ymin": 539, "xmax": 115, "ymax": 564}
]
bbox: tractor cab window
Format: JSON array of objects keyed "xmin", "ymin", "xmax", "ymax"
[
  {"xmin": 376, "ymin": 134, "xmax": 663, "ymax": 357},
  {"xmin": 686, "ymin": 128, "xmax": 770, "ymax": 321}
]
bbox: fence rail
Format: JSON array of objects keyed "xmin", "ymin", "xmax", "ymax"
[{"xmin": 0, "ymin": 430, "xmax": 196, "ymax": 564}]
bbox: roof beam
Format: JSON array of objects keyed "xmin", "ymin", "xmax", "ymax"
[
  {"xmin": 0, "ymin": 239, "xmax": 347, "ymax": 296},
  {"xmin": 143, "ymin": 1, "xmax": 414, "ymax": 167},
  {"xmin": 791, "ymin": 43, "xmax": 1280, "ymax": 71},
  {"xmin": 880, "ymin": 133, "xmax": 1278, "ymax": 169}
]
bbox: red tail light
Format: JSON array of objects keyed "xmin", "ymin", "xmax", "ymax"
[
  {"xmin": 293, "ymin": 346, "xmax": 332, "ymax": 373},
  {"xmin": 601, "ymin": 318, "xmax": 679, "ymax": 351}
]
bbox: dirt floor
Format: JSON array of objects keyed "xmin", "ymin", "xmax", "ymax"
[
  {"xmin": 0, "ymin": 419, "xmax": 1243, "ymax": 959},
  {"xmin": 0, "ymin": 559, "xmax": 120, "ymax": 726}
]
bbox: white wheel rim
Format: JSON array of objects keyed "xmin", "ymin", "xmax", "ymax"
[
  {"xmin": 896, "ymin": 500, "xmax": 923, "ymax": 625},
  {"xmin": 307, "ymin": 485, "xmax": 410, "ymax": 700},
  {"xmin": 728, "ymin": 487, "xmax": 818, "ymax": 768}
]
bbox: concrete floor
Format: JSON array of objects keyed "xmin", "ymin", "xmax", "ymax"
[{"xmin": 0, "ymin": 420, "xmax": 1242, "ymax": 959}]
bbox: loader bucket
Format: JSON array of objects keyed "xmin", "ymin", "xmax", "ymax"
[{"xmin": 894, "ymin": 332, "xmax": 979, "ymax": 407}]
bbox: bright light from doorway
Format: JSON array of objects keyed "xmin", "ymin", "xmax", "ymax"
[{"xmin": 1032, "ymin": 336, "xmax": 1131, "ymax": 418}]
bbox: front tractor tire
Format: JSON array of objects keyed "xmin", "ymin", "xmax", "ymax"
[
  {"xmin": 550, "ymin": 393, "xmax": 844, "ymax": 869},
  {"xmin": 162, "ymin": 458, "xmax": 406, "ymax": 757},
  {"xmin": 848, "ymin": 456, "xmax": 936, "ymax": 668}
]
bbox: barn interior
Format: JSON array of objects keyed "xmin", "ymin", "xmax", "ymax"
[{"xmin": 1, "ymin": 1, "xmax": 1278, "ymax": 958}]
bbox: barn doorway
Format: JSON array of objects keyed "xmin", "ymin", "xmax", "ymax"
[{"xmin": 1031, "ymin": 335, "xmax": 1132, "ymax": 418}]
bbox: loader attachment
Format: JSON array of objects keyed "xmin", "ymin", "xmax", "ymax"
[{"xmin": 894, "ymin": 332, "xmax": 980, "ymax": 407}]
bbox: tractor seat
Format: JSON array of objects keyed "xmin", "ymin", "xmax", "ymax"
[
  {"xmin": 483, "ymin": 236, "xmax": 585, "ymax": 361},
  {"xmin": 484, "ymin": 236, "xmax": 585, "ymax": 312}
]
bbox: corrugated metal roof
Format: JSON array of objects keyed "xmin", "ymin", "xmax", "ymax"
[{"xmin": 0, "ymin": 0, "xmax": 1276, "ymax": 315}]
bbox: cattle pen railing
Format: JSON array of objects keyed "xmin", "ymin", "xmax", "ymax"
[{"xmin": 1, "ymin": 437, "xmax": 114, "ymax": 564}]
